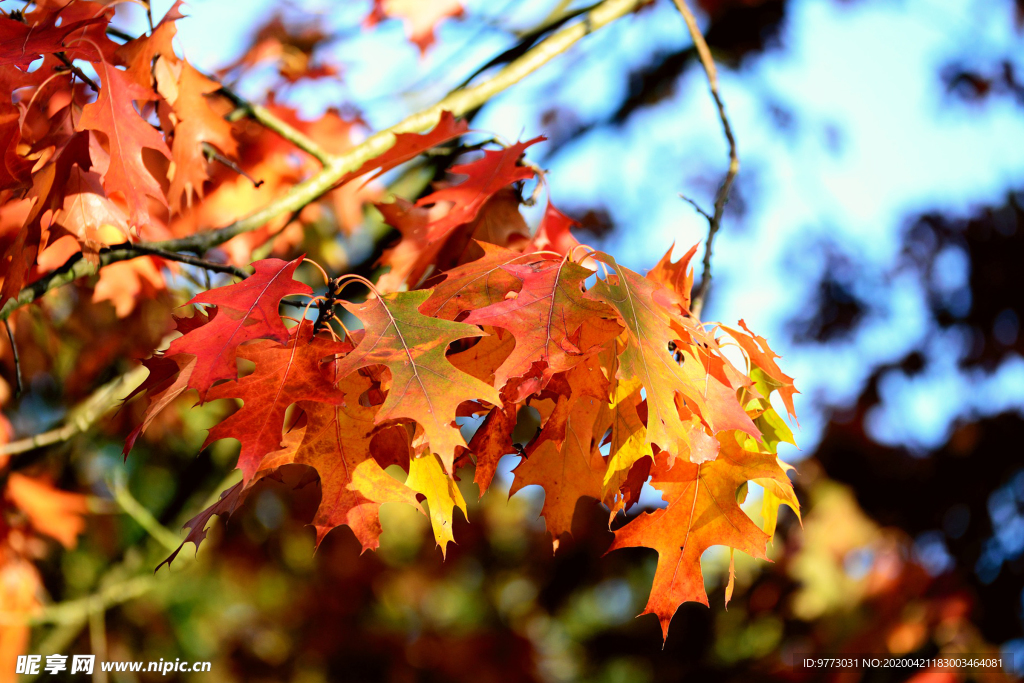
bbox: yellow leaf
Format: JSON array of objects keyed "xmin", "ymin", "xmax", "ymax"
[{"xmin": 405, "ymin": 452, "xmax": 467, "ymax": 558}]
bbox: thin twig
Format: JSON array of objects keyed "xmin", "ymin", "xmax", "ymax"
[
  {"xmin": 126, "ymin": 243, "xmax": 249, "ymax": 279},
  {"xmin": 3, "ymin": 319, "xmax": 22, "ymax": 398},
  {"xmin": 214, "ymin": 84, "xmax": 335, "ymax": 165},
  {"xmin": 0, "ymin": 0, "xmax": 648, "ymax": 324},
  {"xmin": 203, "ymin": 141, "xmax": 264, "ymax": 188},
  {"xmin": 672, "ymin": 0, "xmax": 739, "ymax": 319},
  {"xmin": 678, "ymin": 192, "xmax": 711, "ymax": 222},
  {"xmin": 54, "ymin": 52, "xmax": 100, "ymax": 91}
]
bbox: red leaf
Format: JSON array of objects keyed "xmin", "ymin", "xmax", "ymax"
[
  {"xmin": 528, "ymin": 201, "xmax": 580, "ymax": 256},
  {"xmin": 204, "ymin": 320, "xmax": 349, "ymax": 483},
  {"xmin": 462, "ymin": 256, "xmax": 621, "ymax": 400},
  {"xmin": 0, "ymin": 103, "xmax": 33, "ymax": 190},
  {"xmin": 167, "ymin": 256, "xmax": 312, "ymax": 400},
  {"xmin": 338, "ymin": 111, "xmax": 468, "ymax": 186},
  {"xmin": 417, "ymin": 137, "xmax": 543, "ymax": 242},
  {"xmin": 0, "ymin": 5, "xmax": 105, "ymax": 69},
  {"xmin": 157, "ymin": 481, "xmax": 245, "ymax": 570}
]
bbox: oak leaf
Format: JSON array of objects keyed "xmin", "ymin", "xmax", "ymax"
[
  {"xmin": 466, "ymin": 402, "xmax": 517, "ymax": 496},
  {"xmin": 0, "ymin": 5, "xmax": 105, "ymax": 69},
  {"xmin": 122, "ymin": 351, "xmax": 197, "ymax": 457},
  {"xmin": 405, "ymin": 451, "xmax": 467, "ymax": 557},
  {"xmin": 417, "ymin": 137, "xmax": 542, "ymax": 242},
  {"xmin": 419, "ymin": 242, "xmax": 531, "ymax": 320},
  {"xmin": 608, "ymin": 436, "xmax": 793, "ymax": 639},
  {"xmin": 721, "ymin": 320, "xmax": 799, "ymax": 422},
  {"xmin": 166, "ymin": 256, "xmax": 312, "ymax": 400},
  {"xmin": 76, "ymin": 56, "xmax": 172, "ymax": 226},
  {"xmin": 527, "ymin": 201, "xmax": 580, "ymax": 256},
  {"xmin": 0, "ymin": 103, "xmax": 33, "ymax": 190},
  {"xmin": 116, "ymin": 1, "xmax": 186, "ymax": 89},
  {"xmin": 463, "ymin": 255, "xmax": 621, "ymax": 400},
  {"xmin": 369, "ymin": 0, "xmax": 463, "ymax": 54},
  {"xmin": 157, "ymin": 481, "xmax": 245, "ymax": 570},
  {"xmin": 164, "ymin": 62, "xmax": 238, "ymax": 212},
  {"xmin": 203, "ymin": 320, "xmax": 348, "ymax": 483},
  {"xmin": 5, "ymin": 474, "xmax": 88, "ymax": 548},
  {"xmin": 646, "ymin": 243, "xmax": 699, "ymax": 313},
  {"xmin": 587, "ymin": 254, "xmax": 759, "ymax": 463},
  {"xmin": 271, "ymin": 379, "xmax": 423, "ymax": 551},
  {"xmin": 602, "ymin": 374, "xmax": 652, "ymax": 490},
  {"xmin": 511, "ymin": 360, "xmax": 610, "ymax": 549},
  {"xmin": 333, "ymin": 289, "xmax": 500, "ymax": 473}
]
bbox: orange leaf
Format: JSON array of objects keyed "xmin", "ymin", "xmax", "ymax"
[
  {"xmin": 334, "ymin": 290, "xmax": 500, "ymax": 474},
  {"xmin": 76, "ymin": 56, "xmax": 171, "ymax": 226},
  {"xmin": 587, "ymin": 253, "xmax": 759, "ymax": 462},
  {"xmin": 417, "ymin": 137, "xmax": 542, "ymax": 242},
  {"xmin": 510, "ymin": 360, "xmax": 610, "ymax": 549},
  {"xmin": 607, "ymin": 437, "xmax": 790, "ymax": 639},
  {"xmin": 6, "ymin": 474, "xmax": 88, "ymax": 548},
  {"xmin": 204, "ymin": 320, "xmax": 349, "ymax": 483}
]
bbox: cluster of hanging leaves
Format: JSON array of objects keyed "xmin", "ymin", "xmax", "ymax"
[
  {"xmin": 0, "ymin": 0, "xmax": 799, "ymax": 640},
  {"xmin": 123, "ymin": 117, "xmax": 800, "ymax": 638}
]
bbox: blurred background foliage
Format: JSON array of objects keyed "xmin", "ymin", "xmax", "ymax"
[{"xmin": 1, "ymin": 0, "xmax": 1023, "ymax": 680}]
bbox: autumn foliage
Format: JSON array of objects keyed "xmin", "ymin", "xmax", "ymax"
[{"xmin": 0, "ymin": 0, "xmax": 799, "ymax": 653}]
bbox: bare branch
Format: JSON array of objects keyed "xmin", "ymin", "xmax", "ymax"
[
  {"xmin": 678, "ymin": 192, "xmax": 712, "ymax": 222},
  {"xmin": 0, "ymin": 0, "xmax": 650, "ymax": 323},
  {"xmin": 54, "ymin": 52, "xmax": 99, "ymax": 92},
  {"xmin": 0, "ymin": 365, "xmax": 149, "ymax": 457},
  {"xmin": 217, "ymin": 86, "xmax": 336, "ymax": 166},
  {"xmin": 124, "ymin": 243, "xmax": 249, "ymax": 279},
  {"xmin": 672, "ymin": 0, "xmax": 739, "ymax": 319},
  {"xmin": 111, "ymin": 470, "xmax": 183, "ymax": 553}
]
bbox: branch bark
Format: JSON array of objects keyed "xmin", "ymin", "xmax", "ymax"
[
  {"xmin": 0, "ymin": 365, "xmax": 148, "ymax": 457},
  {"xmin": 0, "ymin": 0, "xmax": 648, "ymax": 323},
  {"xmin": 672, "ymin": 0, "xmax": 739, "ymax": 319}
]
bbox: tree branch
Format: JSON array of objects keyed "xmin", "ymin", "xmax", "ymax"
[
  {"xmin": 672, "ymin": 0, "xmax": 739, "ymax": 319},
  {"xmin": 217, "ymin": 85, "xmax": 335, "ymax": 166},
  {"xmin": 124, "ymin": 243, "xmax": 249, "ymax": 279},
  {"xmin": 0, "ymin": 0, "xmax": 649, "ymax": 324},
  {"xmin": 0, "ymin": 365, "xmax": 148, "ymax": 457},
  {"xmin": 111, "ymin": 470, "xmax": 184, "ymax": 553},
  {"xmin": 54, "ymin": 52, "xmax": 99, "ymax": 92}
]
